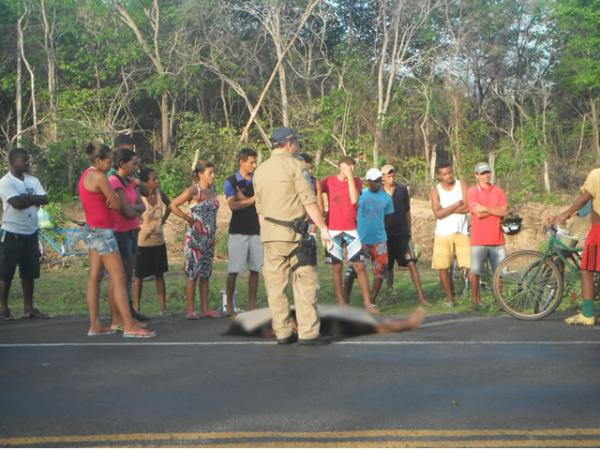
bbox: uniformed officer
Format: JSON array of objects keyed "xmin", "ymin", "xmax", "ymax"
[{"xmin": 253, "ymin": 127, "xmax": 333, "ymax": 345}]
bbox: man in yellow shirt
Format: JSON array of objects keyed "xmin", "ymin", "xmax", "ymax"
[{"xmin": 552, "ymin": 168, "xmax": 600, "ymax": 326}]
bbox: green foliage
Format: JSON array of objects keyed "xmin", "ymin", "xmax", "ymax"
[
  {"xmin": 215, "ymin": 232, "xmax": 229, "ymax": 260},
  {"xmin": 175, "ymin": 112, "xmax": 242, "ymax": 186},
  {"xmin": 156, "ymin": 156, "xmax": 194, "ymax": 199},
  {"xmin": 554, "ymin": 0, "xmax": 600, "ymax": 95},
  {"xmin": 451, "ymin": 120, "xmax": 488, "ymax": 181},
  {"xmin": 495, "ymin": 122, "xmax": 550, "ymax": 205}
]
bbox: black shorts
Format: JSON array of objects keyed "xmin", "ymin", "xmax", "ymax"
[
  {"xmin": 387, "ymin": 236, "xmax": 416, "ymax": 269},
  {"xmin": 0, "ymin": 230, "xmax": 41, "ymax": 282},
  {"xmin": 135, "ymin": 244, "xmax": 169, "ymax": 278}
]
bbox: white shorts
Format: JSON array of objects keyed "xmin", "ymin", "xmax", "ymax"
[{"xmin": 227, "ymin": 234, "xmax": 264, "ymax": 273}]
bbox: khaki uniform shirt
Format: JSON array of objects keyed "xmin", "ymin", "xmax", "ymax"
[
  {"xmin": 253, "ymin": 149, "xmax": 316, "ymax": 243},
  {"xmin": 582, "ymin": 168, "xmax": 600, "ymax": 215}
]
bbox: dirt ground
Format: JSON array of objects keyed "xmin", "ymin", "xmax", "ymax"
[{"xmin": 63, "ymin": 195, "xmax": 592, "ymax": 261}]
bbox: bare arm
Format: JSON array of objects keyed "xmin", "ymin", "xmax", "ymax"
[
  {"xmin": 227, "ymin": 187, "xmax": 256, "ymax": 211},
  {"xmin": 170, "ymin": 187, "xmax": 196, "ymax": 227},
  {"xmin": 116, "ymin": 189, "xmax": 143, "ymax": 219},
  {"xmin": 315, "ymin": 180, "xmax": 324, "ymax": 217},
  {"xmin": 7, "ymin": 194, "xmax": 48, "ymax": 209},
  {"xmin": 305, "ymin": 202, "xmax": 332, "ymax": 249},
  {"xmin": 160, "ymin": 190, "xmax": 171, "ymax": 224},
  {"xmin": 554, "ymin": 192, "xmax": 592, "ymax": 224},
  {"xmin": 430, "ymin": 187, "xmax": 463, "ymax": 220},
  {"xmin": 96, "ymin": 174, "xmax": 120, "ymax": 210},
  {"xmin": 456, "ymin": 180, "xmax": 469, "ymax": 213},
  {"xmin": 472, "ymin": 203, "xmax": 508, "ymax": 218},
  {"xmin": 347, "ymin": 177, "xmax": 359, "ymax": 205}
]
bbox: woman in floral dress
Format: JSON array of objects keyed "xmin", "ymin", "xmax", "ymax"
[{"xmin": 170, "ymin": 160, "xmax": 220, "ymax": 318}]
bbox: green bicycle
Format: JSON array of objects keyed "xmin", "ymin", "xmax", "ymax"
[{"xmin": 492, "ymin": 225, "xmax": 597, "ymax": 320}]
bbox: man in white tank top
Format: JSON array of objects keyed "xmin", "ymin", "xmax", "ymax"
[{"xmin": 430, "ymin": 162, "xmax": 470, "ymax": 307}]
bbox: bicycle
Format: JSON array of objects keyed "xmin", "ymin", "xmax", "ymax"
[
  {"xmin": 491, "ymin": 225, "xmax": 598, "ymax": 320},
  {"xmin": 449, "ymin": 257, "xmax": 492, "ymax": 298},
  {"xmin": 38, "ymin": 220, "xmax": 87, "ymax": 267}
]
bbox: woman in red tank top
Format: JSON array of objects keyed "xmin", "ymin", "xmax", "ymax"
[{"xmin": 79, "ymin": 143, "xmax": 155, "ymax": 338}]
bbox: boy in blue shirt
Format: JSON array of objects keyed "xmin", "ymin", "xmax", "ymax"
[{"xmin": 357, "ymin": 168, "xmax": 394, "ymax": 309}]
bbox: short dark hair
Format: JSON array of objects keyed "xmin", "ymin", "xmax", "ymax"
[
  {"xmin": 436, "ymin": 161, "xmax": 453, "ymax": 172},
  {"xmin": 297, "ymin": 153, "xmax": 313, "ymax": 164},
  {"xmin": 114, "ymin": 133, "xmax": 135, "ymax": 148},
  {"xmin": 139, "ymin": 167, "xmax": 156, "ymax": 182},
  {"xmin": 8, "ymin": 148, "xmax": 28, "ymax": 164},
  {"xmin": 239, "ymin": 147, "xmax": 257, "ymax": 162},
  {"xmin": 194, "ymin": 159, "xmax": 215, "ymax": 175},
  {"xmin": 85, "ymin": 143, "xmax": 112, "ymax": 162},
  {"xmin": 339, "ymin": 155, "xmax": 355, "ymax": 166},
  {"xmin": 113, "ymin": 148, "xmax": 136, "ymax": 169}
]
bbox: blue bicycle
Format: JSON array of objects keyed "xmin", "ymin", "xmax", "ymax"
[{"xmin": 38, "ymin": 220, "xmax": 87, "ymax": 267}]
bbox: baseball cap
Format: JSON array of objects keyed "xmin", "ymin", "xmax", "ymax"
[
  {"xmin": 474, "ymin": 162, "xmax": 492, "ymax": 174},
  {"xmin": 270, "ymin": 127, "xmax": 304, "ymax": 147},
  {"xmin": 365, "ymin": 168, "xmax": 383, "ymax": 181},
  {"xmin": 381, "ymin": 164, "xmax": 395, "ymax": 175}
]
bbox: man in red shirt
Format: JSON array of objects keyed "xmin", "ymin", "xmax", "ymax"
[
  {"xmin": 467, "ymin": 162, "xmax": 509, "ymax": 308},
  {"xmin": 320, "ymin": 156, "xmax": 376, "ymax": 313}
]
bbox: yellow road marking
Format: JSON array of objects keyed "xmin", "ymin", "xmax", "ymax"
[{"xmin": 2, "ymin": 429, "xmax": 600, "ymax": 447}]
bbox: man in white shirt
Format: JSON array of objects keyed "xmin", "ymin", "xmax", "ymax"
[
  {"xmin": 0, "ymin": 148, "xmax": 48, "ymax": 319},
  {"xmin": 430, "ymin": 161, "xmax": 470, "ymax": 307}
]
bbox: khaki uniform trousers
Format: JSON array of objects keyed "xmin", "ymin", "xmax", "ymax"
[{"xmin": 262, "ymin": 241, "xmax": 320, "ymax": 340}]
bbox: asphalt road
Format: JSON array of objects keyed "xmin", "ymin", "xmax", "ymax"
[{"xmin": 1, "ymin": 311, "xmax": 600, "ymax": 447}]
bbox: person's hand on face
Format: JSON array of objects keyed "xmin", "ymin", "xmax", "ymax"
[{"xmin": 340, "ymin": 163, "xmax": 354, "ymax": 180}]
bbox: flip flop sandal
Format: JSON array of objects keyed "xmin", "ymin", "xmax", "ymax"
[
  {"xmin": 22, "ymin": 308, "xmax": 49, "ymax": 319},
  {"xmin": 123, "ymin": 328, "xmax": 156, "ymax": 338},
  {"xmin": 203, "ymin": 310, "xmax": 221, "ymax": 318},
  {"xmin": 87, "ymin": 327, "xmax": 117, "ymax": 337},
  {"xmin": 186, "ymin": 311, "xmax": 201, "ymax": 320},
  {"xmin": 110, "ymin": 324, "xmax": 124, "ymax": 332},
  {"xmin": 366, "ymin": 304, "xmax": 380, "ymax": 314}
]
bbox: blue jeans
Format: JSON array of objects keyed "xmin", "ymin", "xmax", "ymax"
[{"xmin": 471, "ymin": 245, "xmax": 506, "ymax": 276}]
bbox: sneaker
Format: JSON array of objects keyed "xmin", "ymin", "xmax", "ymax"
[
  {"xmin": 564, "ymin": 312, "xmax": 596, "ymax": 326},
  {"xmin": 298, "ymin": 335, "xmax": 333, "ymax": 346},
  {"xmin": 277, "ymin": 333, "xmax": 298, "ymax": 345}
]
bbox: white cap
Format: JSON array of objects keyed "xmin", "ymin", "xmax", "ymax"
[{"xmin": 365, "ymin": 168, "xmax": 383, "ymax": 181}]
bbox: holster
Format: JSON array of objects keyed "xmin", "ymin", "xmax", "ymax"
[
  {"xmin": 265, "ymin": 216, "xmax": 316, "ymax": 271},
  {"xmin": 289, "ymin": 235, "xmax": 317, "ymax": 271}
]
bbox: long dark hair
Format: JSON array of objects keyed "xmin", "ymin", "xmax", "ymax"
[
  {"xmin": 113, "ymin": 148, "xmax": 135, "ymax": 170},
  {"xmin": 193, "ymin": 159, "xmax": 215, "ymax": 175},
  {"xmin": 86, "ymin": 143, "xmax": 112, "ymax": 162}
]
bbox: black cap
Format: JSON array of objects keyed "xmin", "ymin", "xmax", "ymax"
[{"xmin": 270, "ymin": 127, "xmax": 304, "ymax": 148}]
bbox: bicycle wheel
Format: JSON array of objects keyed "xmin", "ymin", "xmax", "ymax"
[
  {"xmin": 492, "ymin": 250, "xmax": 564, "ymax": 320},
  {"xmin": 450, "ymin": 257, "xmax": 469, "ymax": 297}
]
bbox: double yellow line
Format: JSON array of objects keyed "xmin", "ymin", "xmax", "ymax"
[{"xmin": 2, "ymin": 428, "xmax": 600, "ymax": 447}]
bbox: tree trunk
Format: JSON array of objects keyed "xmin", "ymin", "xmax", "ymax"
[
  {"xmin": 16, "ymin": 19, "xmax": 22, "ymax": 146},
  {"xmin": 19, "ymin": 8, "xmax": 37, "ymax": 143},
  {"xmin": 591, "ymin": 97, "xmax": 600, "ymax": 162},
  {"xmin": 239, "ymin": 0, "xmax": 320, "ymax": 143},
  {"xmin": 41, "ymin": 0, "xmax": 57, "ymax": 141},
  {"xmin": 161, "ymin": 92, "xmax": 171, "ymax": 158},
  {"xmin": 220, "ymin": 78, "xmax": 230, "ymax": 129}
]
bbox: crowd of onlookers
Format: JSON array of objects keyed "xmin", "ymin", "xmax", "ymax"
[{"xmin": 1, "ymin": 128, "xmax": 597, "ymax": 336}]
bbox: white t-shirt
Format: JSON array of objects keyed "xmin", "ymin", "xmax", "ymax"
[{"xmin": 0, "ymin": 172, "xmax": 47, "ymax": 235}]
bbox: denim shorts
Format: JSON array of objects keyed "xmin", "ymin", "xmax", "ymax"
[
  {"xmin": 83, "ymin": 227, "xmax": 119, "ymax": 255},
  {"xmin": 115, "ymin": 229, "xmax": 139, "ymax": 259},
  {"xmin": 471, "ymin": 245, "xmax": 506, "ymax": 276}
]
